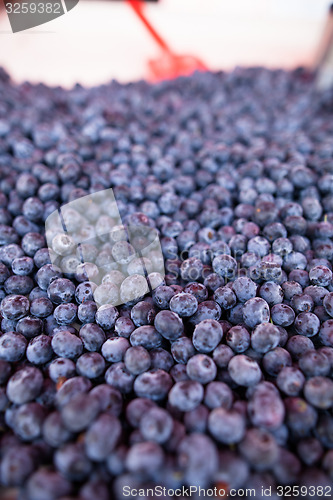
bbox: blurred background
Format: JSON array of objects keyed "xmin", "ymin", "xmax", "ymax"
[{"xmin": 0, "ymin": 0, "xmax": 332, "ymax": 87}]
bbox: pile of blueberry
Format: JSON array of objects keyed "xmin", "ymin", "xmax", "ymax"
[{"xmin": 0, "ymin": 65, "xmax": 333, "ymax": 499}]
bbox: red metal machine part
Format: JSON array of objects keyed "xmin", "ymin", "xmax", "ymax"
[{"xmin": 127, "ymin": 0, "xmax": 208, "ymax": 81}]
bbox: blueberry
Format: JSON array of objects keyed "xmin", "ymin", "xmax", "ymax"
[
  {"xmin": 309, "ymin": 265, "xmax": 332, "ymax": 286},
  {"xmin": 272, "ymin": 237, "xmax": 293, "ymax": 256},
  {"xmin": 283, "ymin": 251, "xmax": 307, "ymax": 273},
  {"xmin": 11, "ymin": 256, "xmax": 34, "ymax": 276},
  {"xmin": 232, "ymin": 277, "xmax": 257, "ymax": 302},
  {"xmin": 184, "ymin": 404, "xmax": 209, "ymax": 433},
  {"xmin": 299, "ymin": 349, "xmax": 330, "ymax": 377},
  {"xmin": 134, "ymin": 369, "xmax": 172, "ymax": 401},
  {"xmin": 0, "ymin": 332, "xmax": 27, "ymax": 362},
  {"xmin": 26, "ymin": 469, "xmax": 72, "ymax": 500},
  {"xmin": 259, "ymin": 281, "xmax": 283, "ymax": 305},
  {"xmin": 281, "ymin": 279, "xmax": 302, "ymax": 300},
  {"xmin": 203, "ymin": 272, "xmax": 224, "ymax": 293},
  {"xmin": 285, "ymin": 397, "xmax": 318, "ymax": 438},
  {"xmin": 170, "ymin": 363, "xmax": 189, "ymax": 382},
  {"xmin": 54, "ymin": 302, "xmax": 77, "ymax": 325},
  {"xmin": 294, "ymin": 312, "xmax": 320, "ymax": 337},
  {"xmin": 130, "ymin": 325, "xmax": 162, "ymax": 349},
  {"xmin": 42, "ymin": 411, "xmax": 73, "ymax": 448},
  {"xmin": 30, "ymin": 297, "xmax": 53, "ymax": 318},
  {"xmin": 0, "ymin": 294, "xmax": 29, "ymax": 320},
  {"xmin": 304, "ymin": 284, "xmax": 329, "ymax": 306},
  {"xmin": 186, "ymin": 354, "xmax": 217, "ymax": 384},
  {"xmin": 21, "ymin": 232, "xmax": 45, "ymax": 257},
  {"xmin": 204, "ymin": 381, "xmax": 233, "ymax": 410},
  {"xmin": 0, "ymin": 244, "xmax": 24, "ymax": 267},
  {"xmin": 27, "ymin": 335, "xmax": 53, "ymax": 365},
  {"xmin": 304, "ymin": 376, "xmax": 333, "ymax": 409},
  {"xmin": 286, "ymin": 335, "xmax": 314, "ymax": 362},
  {"xmin": 124, "ymin": 346, "xmax": 151, "ymax": 375},
  {"xmin": 226, "ymin": 325, "xmax": 250, "ymax": 353},
  {"xmin": 4, "ymin": 275, "xmax": 34, "ymax": 295},
  {"xmin": 54, "ymin": 442, "xmax": 92, "ymax": 481},
  {"xmin": 105, "ymin": 362, "xmax": 135, "ymax": 394},
  {"xmin": 0, "ymin": 225, "xmax": 18, "ymax": 245},
  {"xmin": 75, "ymin": 281, "xmax": 97, "ymax": 304},
  {"xmin": 180, "ymin": 257, "xmax": 204, "ymax": 282},
  {"xmin": 323, "ymin": 292, "xmax": 333, "ymax": 317},
  {"xmin": 208, "ymin": 408, "xmax": 245, "ymax": 444},
  {"xmin": 242, "ymin": 297, "xmax": 270, "ymax": 328},
  {"xmin": 52, "ymin": 233, "xmax": 76, "ymax": 258},
  {"xmin": 228, "ymin": 355, "xmax": 262, "ymax": 387},
  {"xmin": 101, "ymin": 337, "xmax": 129, "ymax": 363},
  {"xmin": 140, "ymin": 407, "xmax": 173, "ymax": 444},
  {"xmin": 6, "ymin": 366, "xmax": 43, "ymax": 404},
  {"xmin": 171, "ymin": 337, "xmax": 195, "ymax": 364},
  {"xmin": 77, "ymin": 300, "xmax": 97, "ymax": 324},
  {"xmin": 0, "ymin": 446, "xmax": 36, "ymax": 487},
  {"xmin": 177, "ymin": 433, "xmax": 218, "ymax": 488},
  {"xmin": 319, "ymin": 319, "xmax": 333, "ymax": 346},
  {"xmin": 184, "ymin": 282, "xmax": 208, "ymax": 303},
  {"xmin": 114, "ymin": 316, "xmax": 135, "ymax": 338},
  {"xmin": 289, "ymin": 269, "xmax": 310, "ymax": 287},
  {"xmin": 189, "ymin": 300, "xmax": 222, "ymax": 325},
  {"xmin": 76, "ymin": 352, "xmax": 106, "ymax": 379},
  {"xmin": 273, "ymin": 448, "xmax": 302, "ymax": 485},
  {"xmin": 150, "ymin": 347, "xmax": 174, "ymax": 371},
  {"xmin": 95, "ymin": 304, "xmax": 119, "ymax": 330},
  {"xmin": 90, "ymin": 384, "xmax": 123, "ymax": 417},
  {"xmin": 120, "ymin": 274, "xmax": 148, "ymax": 304},
  {"xmin": 51, "ymin": 330, "xmax": 83, "ymax": 359},
  {"xmin": 212, "ymin": 254, "xmax": 237, "ymax": 279},
  {"xmin": 0, "ymin": 262, "xmax": 10, "ymax": 285},
  {"xmin": 297, "ymin": 438, "xmax": 323, "ymax": 467},
  {"xmin": 154, "ymin": 310, "xmax": 184, "ymax": 341},
  {"xmin": 84, "ymin": 413, "xmax": 121, "ymax": 461},
  {"xmin": 239, "ymin": 428, "xmax": 279, "ymax": 470},
  {"xmin": 22, "ymin": 197, "xmax": 44, "ymax": 222},
  {"xmin": 126, "ymin": 398, "xmax": 156, "ymax": 428},
  {"xmin": 169, "ymin": 292, "xmax": 198, "ymax": 317},
  {"xmin": 35, "ymin": 263, "xmax": 62, "ymax": 291},
  {"xmin": 262, "ymin": 347, "xmax": 292, "ymax": 376},
  {"xmin": 251, "ymin": 323, "xmax": 280, "ymax": 353},
  {"xmin": 125, "ymin": 441, "xmax": 164, "ymax": 476},
  {"xmin": 61, "ymin": 392, "xmax": 100, "ymax": 432},
  {"xmin": 271, "ymin": 303, "xmax": 296, "ymax": 327},
  {"xmin": 11, "ymin": 402, "xmax": 46, "ymax": 442},
  {"xmin": 193, "ymin": 319, "xmax": 223, "ymax": 353},
  {"xmin": 47, "ymin": 278, "xmax": 75, "ymax": 304},
  {"xmin": 79, "ymin": 323, "xmax": 106, "ymax": 352},
  {"xmin": 130, "ymin": 300, "xmax": 156, "ymax": 326},
  {"xmin": 48, "ymin": 358, "xmax": 76, "ymax": 383},
  {"xmin": 214, "ymin": 286, "xmax": 237, "ymax": 309},
  {"xmin": 248, "ymin": 382, "xmax": 285, "ymax": 430},
  {"xmin": 248, "ymin": 236, "xmax": 270, "ymax": 257},
  {"xmin": 212, "ymin": 344, "xmax": 234, "ymax": 368},
  {"xmin": 291, "ymin": 293, "xmax": 314, "ymax": 314},
  {"xmin": 152, "ymin": 285, "xmax": 175, "ymax": 309}
]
